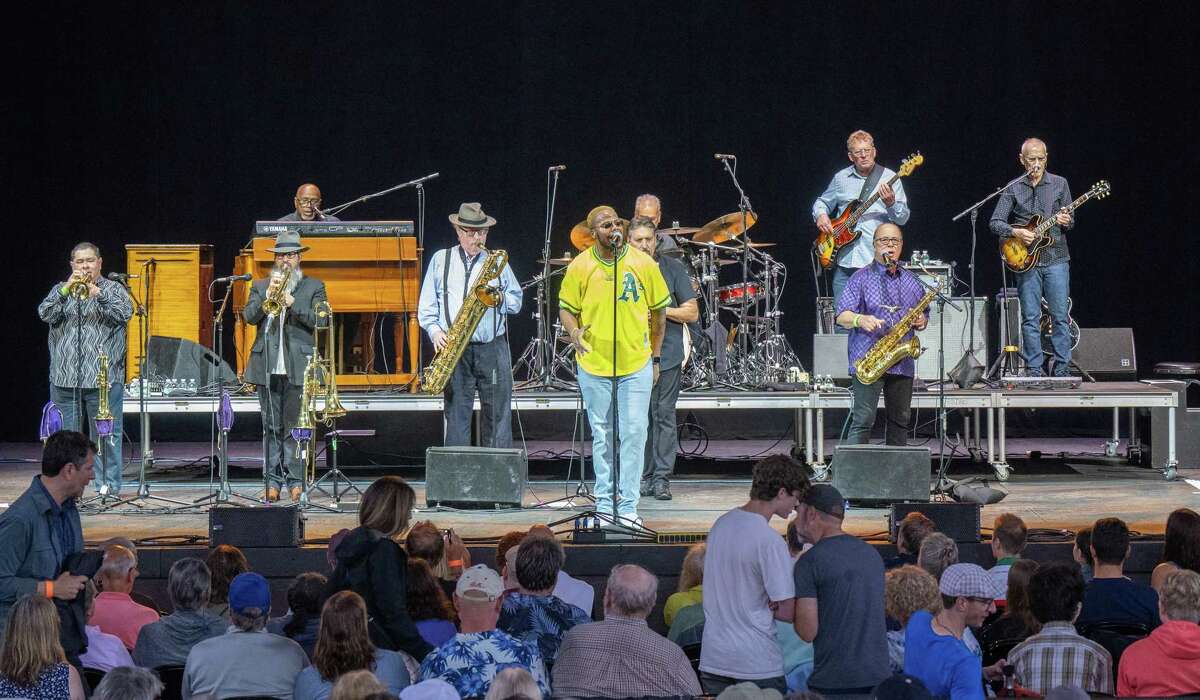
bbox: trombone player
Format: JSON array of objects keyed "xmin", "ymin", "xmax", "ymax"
[{"xmin": 243, "ymin": 231, "xmax": 328, "ymax": 502}]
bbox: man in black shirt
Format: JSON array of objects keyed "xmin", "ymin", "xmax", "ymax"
[
  {"xmin": 278, "ymin": 183, "xmax": 341, "ymax": 222},
  {"xmin": 629, "ymin": 217, "xmax": 697, "ymax": 500}
]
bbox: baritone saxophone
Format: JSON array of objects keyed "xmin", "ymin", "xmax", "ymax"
[{"xmin": 421, "ymin": 247, "xmax": 509, "ymax": 394}]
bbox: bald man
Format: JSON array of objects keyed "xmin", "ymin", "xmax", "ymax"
[
  {"xmin": 90, "ymin": 545, "xmax": 160, "ymax": 649},
  {"xmin": 278, "ymin": 183, "xmax": 341, "ymax": 222},
  {"xmin": 990, "ymin": 138, "xmax": 1075, "ymax": 377},
  {"xmin": 635, "ymin": 193, "xmax": 680, "ymax": 255}
]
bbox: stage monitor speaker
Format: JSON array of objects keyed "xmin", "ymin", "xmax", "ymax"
[
  {"xmin": 813, "ymin": 334, "xmax": 849, "ymax": 379},
  {"xmin": 1073, "ymin": 328, "xmax": 1136, "ymax": 380},
  {"xmin": 890, "ymin": 502, "xmax": 982, "ymax": 543},
  {"xmin": 147, "ymin": 335, "xmax": 237, "ymax": 387},
  {"xmin": 831, "ymin": 444, "xmax": 930, "ymax": 506},
  {"xmin": 425, "ymin": 447, "xmax": 527, "ymax": 508},
  {"xmin": 209, "ymin": 505, "xmax": 303, "ymax": 548}
]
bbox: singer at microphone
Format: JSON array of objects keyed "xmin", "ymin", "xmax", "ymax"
[{"xmin": 279, "ymin": 183, "xmax": 341, "ymax": 223}]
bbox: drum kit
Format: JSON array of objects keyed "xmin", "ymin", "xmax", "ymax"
[{"xmin": 513, "ymin": 211, "xmax": 805, "ymax": 391}]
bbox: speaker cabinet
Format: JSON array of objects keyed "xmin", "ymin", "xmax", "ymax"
[
  {"xmin": 147, "ymin": 335, "xmax": 237, "ymax": 387},
  {"xmin": 209, "ymin": 506, "xmax": 303, "ymax": 548},
  {"xmin": 890, "ymin": 502, "xmax": 982, "ymax": 543},
  {"xmin": 425, "ymin": 447, "xmax": 527, "ymax": 508},
  {"xmin": 813, "ymin": 333, "xmax": 849, "ymax": 379},
  {"xmin": 831, "ymin": 444, "xmax": 930, "ymax": 506},
  {"xmin": 1074, "ymin": 328, "xmax": 1137, "ymax": 380}
]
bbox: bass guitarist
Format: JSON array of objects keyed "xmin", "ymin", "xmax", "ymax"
[
  {"xmin": 813, "ymin": 130, "xmax": 911, "ymax": 318},
  {"xmin": 990, "ymin": 138, "xmax": 1074, "ymax": 377}
]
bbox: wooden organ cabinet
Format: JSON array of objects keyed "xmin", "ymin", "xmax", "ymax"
[{"xmin": 124, "ymin": 244, "xmax": 214, "ymax": 378}]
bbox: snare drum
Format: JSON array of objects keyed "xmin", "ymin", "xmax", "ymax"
[{"xmin": 717, "ymin": 282, "xmax": 763, "ymax": 304}]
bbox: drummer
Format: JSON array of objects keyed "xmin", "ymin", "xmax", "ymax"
[{"xmin": 635, "ymin": 194, "xmax": 680, "ymax": 256}]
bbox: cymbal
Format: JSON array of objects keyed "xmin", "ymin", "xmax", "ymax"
[
  {"xmin": 657, "ymin": 226, "xmax": 701, "ymax": 236},
  {"xmin": 569, "ymin": 221, "xmax": 595, "ymax": 251},
  {"xmin": 537, "ymin": 256, "xmax": 574, "ymax": 266},
  {"xmin": 692, "ymin": 211, "xmax": 758, "ymax": 244}
]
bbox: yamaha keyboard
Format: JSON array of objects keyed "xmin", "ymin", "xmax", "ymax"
[{"xmin": 254, "ymin": 220, "xmax": 414, "ymax": 237}]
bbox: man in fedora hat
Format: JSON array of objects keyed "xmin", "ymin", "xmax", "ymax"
[
  {"xmin": 278, "ymin": 183, "xmax": 340, "ymax": 222},
  {"xmin": 418, "ymin": 202, "xmax": 522, "ymax": 448},
  {"xmin": 243, "ymin": 231, "xmax": 328, "ymax": 502}
]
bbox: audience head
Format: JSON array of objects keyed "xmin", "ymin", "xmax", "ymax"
[
  {"xmin": 284, "ymin": 572, "xmax": 328, "ymax": 637},
  {"xmin": 485, "ymin": 666, "xmax": 541, "ymax": 700},
  {"xmin": 938, "ymin": 563, "xmax": 1001, "ymax": 627},
  {"xmin": 678, "ymin": 543, "xmax": 706, "ymax": 592},
  {"xmin": 514, "ymin": 535, "xmax": 563, "ymax": 594},
  {"xmin": 93, "ymin": 666, "xmax": 164, "ymax": 700},
  {"xmin": 0, "ymin": 595, "xmax": 67, "ymax": 687},
  {"xmin": 228, "ymin": 572, "xmax": 272, "ymax": 631},
  {"xmin": 991, "ymin": 513, "xmax": 1028, "ymax": 558},
  {"xmin": 749, "ymin": 454, "xmax": 810, "ymax": 517},
  {"xmin": 407, "ymin": 558, "xmax": 456, "ymax": 622},
  {"xmin": 1028, "ymin": 561, "xmax": 1085, "ymax": 625},
  {"xmin": 1158, "ymin": 569, "xmax": 1200, "ymax": 624},
  {"xmin": 331, "ymin": 668, "xmax": 389, "ymax": 700},
  {"xmin": 314, "ymin": 591, "xmax": 376, "ymax": 683},
  {"xmin": 1004, "ymin": 558, "xmax": 1041, "ymax": 631},
  {"xmin": 795, "ymin": 484, "xmax": 846, "ymax": 542},
  {"xmin": 604, "ymin": 564, "xmax": 658, "ymax": 620},
  {"xmin": 896, "ymin": 511, "xmax": 937, "ymax": 556},
  {"xmin": 407, "ymin": 521, "xmax": 446, "ymax": 567},
  {"xmin": 97, "ymin": 544, "xmax": 138, "ymax": 594},
  {"xmin": 496, "ymin": 530, "xmax": 526, "ymax": 585},
  {"xmin": 401, "ymin": 678, "xmax": 460, "ymax": 700},
  {"xmin": 785, "ymin": 518, "xmax": 808, "ymax": 558},
  {"xmin": 41, "ymin": 430, "xmax": 95, "ymax": 500},
  {"xmin": 455, "ymin": 564, "xmax": 505, "ymax": 629},
  {"xmin": 918, "ymin": 532, "xmax": 959, "ymax": 581},
  {"xmin": 1072, "ymin": 526, "xmax": 1094, "ymax": 569},
  {"xmin": 359, "ymin": 475, "xmax": 416, "ymax": 538},
  {"xmin": 1090, "ymin": 517, "xmax": 1131, "ymax": 568},
  {"xmin": 165, "ymin": 557, "xmax": 211, "ymax": 613},
  {"xmin": 207, "ymin": 544, "xmax": 250, "ymax": 605},
  {"xmin": 1163, "ymin": 508, "xmax": 1200, "ymax": 572},
  {"xmin": 884, "ymin": 565, "xmax": 940, "ymax": 626}
]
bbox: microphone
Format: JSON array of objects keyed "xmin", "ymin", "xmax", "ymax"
[
  {"xmin": 608, "ymin": 230, "xmax": 624, "ymax": 249},
  {"xmin": 107, "ymin": 272, "xmax": 139, "ymax": 282},
  {"xmin": 548, "ymin": 164, "xmax": 567, "ymax": 172},
  {"xmin": 714, "ymin": 153, "xmax": 736, "ymax": 160},
  {"xmin": 882, "ymin": 252, "xmax": 896, "ymax": 272},
  {"xmin": 214, "ymin": 274, "xmax": 252, "ymax": 283}
]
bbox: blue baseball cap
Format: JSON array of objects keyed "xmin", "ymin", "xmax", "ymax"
[{"xmin": 228, "ymin": 572, "xmax": 271, "ymax": 614}]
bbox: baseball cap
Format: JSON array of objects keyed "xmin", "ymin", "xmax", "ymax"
[
  {"xmin": 874, "ymin": 674, "xmax": 933, "ymax": 700},
  {"xmin": 455, "ymin": 564, "xmax": 504, "ymax": 601},
  {"xmin": 801, "ymin": 483, "xmax": 846, "ymax": 518},
  {"xmin": 939, "ymin": 563, "xmax": 1004, "ymax": 599},
  {"xmin": 227, "ymin": 572, "xmax": 271, "ymax": 615}
]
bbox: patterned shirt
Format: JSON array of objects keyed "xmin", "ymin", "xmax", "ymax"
[
  {"xmin": 418, "ymin": 629, "xmax": 550, "ymax": 699},
  {"xmin": 0, "ymin": 662, "xmax": 71, "ymax": 699},
  {"xmin": 812, "ymin": 165, "xmax": 911, "ymax": 269},
  {"xmin": 498, "ymin": 592, "xmax": 591, "ymax": 668},
  {"xmin": 1008, "ymin": 621, "xmax": 1113, "ymax": 695},
  {"xmin": 551, "ymin": 616, "xmax": 701, "ymax": 698},
  {"xmin": 989, "ymin": 172, "xmax": 1074, "ymax": 267},
  {"xmin": 38, "ymin": 277, "xmax": 134, "ymax": 388},
  {"xmin": 835, "ymin": 261, "xmax": 929, "ymax": 378}
]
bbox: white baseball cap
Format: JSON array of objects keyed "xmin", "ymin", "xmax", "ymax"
[{"xmin": 456, "ymin": 564, "xmax": 504, "ymax": 601}]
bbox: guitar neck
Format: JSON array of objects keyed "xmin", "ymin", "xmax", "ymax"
[
  {"xmin": 1033, "ymin": 191, "xmax": 1093, "ymax": 235},
  {"xmin": 854, "ymin": 172, "xmax": 903, "ymax": 216}
]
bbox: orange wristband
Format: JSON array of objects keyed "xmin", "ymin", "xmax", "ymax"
[
  {"xmin": 447, "ymin": 559, "xmax": 464, "ymax": 568},
  {"xmin": 45, "ymin": 580, "xmax": 53, "ymax": 599}
]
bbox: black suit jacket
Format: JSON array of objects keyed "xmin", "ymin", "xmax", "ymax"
[{"xmin": 242, "ymin": 275, "xmax": 327, "ymax": 386}]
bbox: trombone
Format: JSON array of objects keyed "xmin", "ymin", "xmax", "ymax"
[{"xmin": 293, "ymin": 300, "xmax": 352, "ymax": 508}]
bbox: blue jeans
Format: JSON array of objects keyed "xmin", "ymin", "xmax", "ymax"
[
  {"xmin": 578, "ymin": 360, "xmax": 653, "ymax": 519},
  {"xmin": 50, "ymin": 383, "xmax": 124, "ymax": 493},
  {"xmin": 1016, "ymin": 261, "xmax": 1071, "ymax": 375},
  {"xmin": 831, "ymin": 265, "xmax": 861, "ymax": 334}
]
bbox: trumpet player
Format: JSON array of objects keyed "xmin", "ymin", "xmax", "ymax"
[
  {"xmin": 834, "ymin": 224, "xmax": 927, "ymax": 446},
  {"xmin": 38, "ymin": 243, "xmax": 133, "ymax": 496},
  {"xmin": 243, "ymin": 231, "xmax": 328, "ymax": 502}
]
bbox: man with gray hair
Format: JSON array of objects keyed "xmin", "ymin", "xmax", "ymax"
[
  {"xmin": 93, "ymin": 666, "xmax": 164, "ymax": 700},
  {"xmin": 90, "ymin": 544, "xmax": 159, "ymax": 650},
  {"xmin": 552, "ymin": 564, "xmax": 701, "ymax": 698},
  {"xmin": 183, "ymin": 572, "xmax": 309, "ymax": 699},
  {"xmin": 133, "ymin": 557, "xmax": 228, "ymax": 668}
]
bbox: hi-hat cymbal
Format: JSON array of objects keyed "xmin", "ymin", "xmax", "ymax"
[
  {"xmin": 657, "ymin": 226, "xmax": 701, "ymax": 236},
  {"xmin": 692, "ymin": 211, "xmax": 758, "ymax": 244},
  {"xmin": 569, "ymin": 221, "xmax": 595, "ymax": 251},
  {"xmin": 537, "ymin": 256, "xmax": 575, "ymax": 266}
]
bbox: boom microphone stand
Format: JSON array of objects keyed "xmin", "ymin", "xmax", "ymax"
[{"xmin": 717, "ymin": 155, "xmax": 757, "ymax": 361}]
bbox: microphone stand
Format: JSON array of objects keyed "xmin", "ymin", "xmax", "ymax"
[
  {"xmin": 718, "ymin": 156, "xmax": 758, "ymax": 376},
  {"xmin": 320, "ymin": 173, "xmax": 440, "ymax": 219},
  {"xmin": 514, "ymin": 166, "xmax": 573, "ymax": 390}
]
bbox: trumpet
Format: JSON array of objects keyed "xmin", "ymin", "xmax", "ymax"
[
  {"xmin": 63, "ymin": 272, "xmax": 91, "ymax": 300},
  {"xmin": 262, "ymin": 265, "xmax": 292, "ymax": 316}
]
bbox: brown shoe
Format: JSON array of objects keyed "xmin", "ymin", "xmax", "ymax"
[
  {"xmin": 290, "ymin": 487, "xmax": 302, "ymax": 503},
  {"xmin": 266, "ymin": 487, "xmax": 280, "ymax": 502}
]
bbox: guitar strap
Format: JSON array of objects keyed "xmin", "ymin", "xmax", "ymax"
[{"xmin": 857, "ymin": 163, "xmax": 884, "ymax": 204}]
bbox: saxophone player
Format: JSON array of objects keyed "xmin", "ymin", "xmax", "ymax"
[
  {"xmin": 418, "ymin": 202, "xmax": 522, "ymax": 448},
  {"xmin": 834, "ymin": 224, "xmax": 928, "ymax": 446},
  {"xmin": 243, "ymin": 231, "xmax": 328, "ymax": 502}
]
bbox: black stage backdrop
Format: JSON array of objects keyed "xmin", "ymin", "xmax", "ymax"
[{"xmin": 4, "ymin": 2, "xmax": 1197, "ymax": 442}]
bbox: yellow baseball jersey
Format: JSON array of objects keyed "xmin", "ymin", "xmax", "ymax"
[{"xmin": 559, "ymin": 245, "xmax": 671, "ymax": 377}]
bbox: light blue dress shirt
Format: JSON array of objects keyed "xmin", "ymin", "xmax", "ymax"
[
  {"xmin": 812, "ymin": 165, "xmax": 910, "ymax": 269},
  {"xmin": 418, "ymin": 246, "xmax": 523, "ymax": 343}
]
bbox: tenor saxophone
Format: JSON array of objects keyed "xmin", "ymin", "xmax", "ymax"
[
  {"xmin": 421, "ymin": 247, "xmax": 509, "ymax": 394},
  {"xmin": 854, "ymin": 281, "xmax": 938, "ymax": 385}
]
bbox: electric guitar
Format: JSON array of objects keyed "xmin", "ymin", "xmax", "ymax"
[
  {"xmin": 813, "ymin": 153, "xmax": 924, "ymax": 269},
  {"xmin": 999, "ymin": 180, "xmax": 1110, "ymax": 273}
]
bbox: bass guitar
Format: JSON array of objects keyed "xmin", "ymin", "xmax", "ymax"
[
  {"xmin": 999, "ymin": 180, "xmax": 1110, "ymax": 273},
  {"xmin": 813, "ymin": 152, "xmax": 924, "ymax": 269}
]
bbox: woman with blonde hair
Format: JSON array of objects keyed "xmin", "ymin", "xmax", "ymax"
[
  {"xmin": 0, "ymin": 595, "xmax": 86, "ymax": 699},
  {"xmin": 663, "ymin": 542, "xmax": 705, "ymax": 627},
  {"xmin": 330, "ymin": 669, "xmax": 388, "ymax": 700},
  {"xmin": 294, "ymin": 591, "xmax": 411, "ymax": 699},
  {"xmin": 883, "ymin": 565, "xmax": 941, "ymax": 673}
]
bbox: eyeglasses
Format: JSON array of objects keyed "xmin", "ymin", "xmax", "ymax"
[
  {"xmin": 874, "ymin": 237, "xmax": 902, "ymax": 246},
  {"xmin": 296, "ymin": 197, "xmax": 321, "ymax": 206},
  {"xmin": 595, "ymin": 220, "xmax": 621, "ymax": 230},
  {"xmin": 458, "ymin": 227, "xmax": 488, "ymax": 237},
  {"xmin": 849, "ymin": 148, "xmax": 875, "ymax": 157},
  {"xmin": 967, "ymin": 597, "xmax": 994, "ymax": 605}
]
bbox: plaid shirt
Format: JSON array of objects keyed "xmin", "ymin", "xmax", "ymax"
[
  {"xmin": 989, "ymin": 172, "xmax": 1074, "ymax": 267},
  {"xmin": 551, "ymin": 616, "xmax": 701, "ymax": 698},
  {"xmin": 1008, "ymin": 621, "xmax": 1113, "ymax": 695}
]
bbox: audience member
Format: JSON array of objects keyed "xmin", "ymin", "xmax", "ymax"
[
  {"xmin": 1151, "ymin": 508, "xmax": 1200, "ymax": 590},
  {"xmin": 883, "ymin": 565, "xmax": 940, "ymax": 674},
  {"xmin": 980, "ymin": 559, "xmax": 1040, "ymax": 665},
  {"xmin": 331, "ymin": 669, "xmax": 390, "ymax": 700},
  {"xmin": 1073, "ymin": 526, "xmax": 1094, "ymax": 583},
  {"xmin": 988, "ymin": 513, "xmax": 1028, "ymax": 599},
  {"xmin": 486, "ymin": 667, "xmax": 541, "ymax": 700},
  {"xmin": 268, "ymin": 572, "xmax": 327, "ymax": 660},
  {"xmin": 78, "ymin": 581, "xmax": 132, "ymax": 672},
  {"xmin": 133, "ymin": 557, "xmax": 227, "ymax": 668},
  {"xmin": 183, "ymin": 572, "xmax": 309, "ymax": 699},
  {"xmin": 89, "ymin": 544, "xmax": 159, "ymax": 650},
  {"xmin": 325, "ymin": 476, "xmax": 433, "ymax": 661},
  {"xmin": 700, "ymin": 455, "xmax": 806, "ymax": 694},
  {"xmin": 663, "ymin": 542, "xmax": 705, "ymax": 627},
  {"xmin": 1076, "ymin": 517, "xmax": 1160, "ymax": 630},
  {"xmin": 1009, "ymin": 562, "xmax": 1112, "ymax": 695},
  {"xmin": 420, "ymin": 565, "xmax": 550, "ymax": 698},
  {"xmin": 401, "ymin": 678, "xmax": 460, "ymax": 700},
  {"xmin": 553, "ymin": 564, "xmax": 701, "ymax": 698},
  {"xmin": 92, "ymin": 665, "xmax": 164, "ymax": 700},
  {"xmin": 205, "ymin": 543, "xmax": 249, "ymax": 620},
  {"xmin": 496, "ymin": 531, "xmax": 526, "ymax": 587},
  {"xmin": 904, "ymin": 564, "xmax": 1006, "ymax": 700},
  {"xmin": 529, "ymin": 525, "xmax": 595, "ymax": 616},
  {"xmin": 777, "ymin": 524, "xmax": 814, "ymax": 692},
  {"xmin": 406, "ymin": 558, "xmax": 457, "ymax": 648},
  {"xmin": 0, "ymin": 595, "xmax": 85, "ymax": 699},
  {"xmin": 407, "ymin": 521, "xmax": 470, "ymax": 597},
  {"xmin": 1118, "ymin": 569, "xmax": 1200, "ymax": 697},
  {"xmin": 498, "ymin": 535, "xmax": 589, "ymax": 668},
  {"xmin": 887, "ymin": 512, "xmax": 937, "ymax": 570},
  {"xmin": 917, "ymin": 532, "xmax": 958, "ymax": 581},
  {"xmin": 0, "ymin": 431, "xmax": 91, "ymax": 635},
  {"xmin": 794, "ymin": 483, "xmax": 889, "ymax": 695},
  {"xmin": 294, "ymin": 590, "xmax": 412, "ymax": 700}
]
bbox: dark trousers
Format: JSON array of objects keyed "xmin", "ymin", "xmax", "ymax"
[
  {"xmin": 700, "ymin": 672, "xmax": 787, "ymax": 695},
  {"xmin": 443, "ymin": 336, "xmax": 513, "ymax": 448},
  {"xmin": 257, "ymin": 374, "xmax": 304, "ymax": 489},
  {"xmin": 643, "ymin": 364, "xmax": 682, "ymax": 486},
  {"xmin": 847, "ymin": 374, "xmax": 913, "ymax": 445}
]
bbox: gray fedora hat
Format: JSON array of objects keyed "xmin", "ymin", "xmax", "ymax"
[
  {"xmin": 448, "ymin": 202, "xmax": 497, "ymax": 228},
  {"xmin": 266, "ymin": 231, "xmax": 310, "ymax": 254}
]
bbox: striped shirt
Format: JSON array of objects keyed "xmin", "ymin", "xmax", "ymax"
[{"xmin": 1008, "ymin": 621, "xmax": 1113, "ymax": 695}]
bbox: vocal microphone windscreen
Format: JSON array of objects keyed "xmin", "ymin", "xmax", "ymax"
[{"xmin": 608, "ymin": 230, "xmax": 624, "ymax": 248}]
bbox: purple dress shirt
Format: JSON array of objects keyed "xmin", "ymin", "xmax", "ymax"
[{"xmin": 836, "ymin": 261, "xmax": 929, "ymax": 378}]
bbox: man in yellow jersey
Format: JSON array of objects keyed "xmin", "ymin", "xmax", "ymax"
[{"xmin": 559, "ymin": 206, "xmax": 669, "ymax": 526}]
